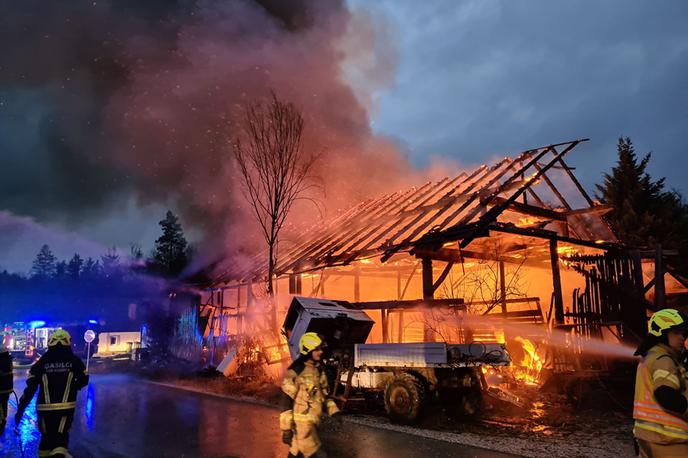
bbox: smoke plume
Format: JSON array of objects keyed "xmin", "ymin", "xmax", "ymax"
[{"xmin": 0, "ymin": 0, "xmax": 415, "ymax": 269}]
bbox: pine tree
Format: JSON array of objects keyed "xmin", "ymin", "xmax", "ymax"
[
  {"xmin": 101, "ymin": 247, "xmax": 121, "ymax": 279},
  {"xmin": 54, "ymin": 260, "xmax": 67, "ymax": 279},
  {"xmin": 81, "ymin": 257, "xmax": 101, "ymax": 280},
  {"xmin": 67, "ymin": 254, "xmax": 83, "ymax": 280},
  {"xmin": 31, "ymin": 244, "xmax": 57, "ymax": 279},
  {"xmin": 597, "ymin": 137, "xmax": 687, "ymax": 249},
  {"xmin": 152, "ymin": 211, "xmax": 189, "ymax": 277}
]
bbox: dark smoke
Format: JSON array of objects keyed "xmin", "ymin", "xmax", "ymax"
[
  {"xmin": 0, "ymin": 0, "xmax": 192, "ymax": 221},
  {"xmin": 0, "ymin": 0, "xmax": 407, "ymax": 264}
]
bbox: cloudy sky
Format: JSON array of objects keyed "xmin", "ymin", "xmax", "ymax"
[
  {"xmin": 1, "ymin": 0, "xmax": 687, "ymax": 273},
  {"xmin": 352, "ymin": 0, "xmax": 688, "ymax": 191}
]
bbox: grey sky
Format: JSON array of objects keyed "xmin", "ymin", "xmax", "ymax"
[
  {"xmin": 1, "ymin": 0, "xmax": 687, "ymax": 273},
  {"xmin": 352, "ymin": 0, "xmax": 688, "ymax": 193}
]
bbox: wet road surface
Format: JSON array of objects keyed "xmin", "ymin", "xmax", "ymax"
[{"xmin": 2, "ymin": 373, "xmax": 518, "ymax": 458}]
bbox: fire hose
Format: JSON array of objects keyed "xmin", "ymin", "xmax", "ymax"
[{"xmin": 8, "ymin": 390, "xmax": 29, "ymax": 458}]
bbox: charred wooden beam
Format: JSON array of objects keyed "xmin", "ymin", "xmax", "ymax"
[
  {"xmin": 486, "ymin": 222, "xmax": 618, "ymax": 250},
  {"xmin": 533, "ymin": 163, "xmax": 572, "ymax": 210},
  {"xmin": 432, "ymin": 261, "xmax": 454, "ymax": 292},
  {"xmin": 464, "ymin": 296, "xmax": 541, "ymax": 307},
  {"xmin": 556, "ymin": 157, "xmax": 595, "ymax": 207},
  {"xmin": 413, "ymin": 246, "xmax": 546, "ymax": 267},
  {"xmin": 349, "ymin": 298, "xmax": 465, "ymax": 310},
  {"xmin": 550, "ymin": 239, "xmax": 565, "ymax": 325},
  {"xmin": 665, "ymin": 264, "xmax": 688, "ymax": 289},
  {"xmin": 288, "ymin": 273, "xmax": 302, "ymax": 295},
  {"xmin": 639, "ymin": 249, "xmax": 679, "ymax": 258},
  {"xmin": 655, "ymin": 244, "xmax": 666, "ymax": 308},
  {"xmin": 643, "ymin": 276, "xmax": 656, "ymax": 294},
  {"xmin": 487, "ymin": 196, "xmax": 566, "ymax": 221},
  {"xmin": 564, "ymin": 205, "xmax": 613, "ymax": 217},
  {"xmin": 422, "ymin": 257, "xmax": 435, "ymax": 341},
  {"xmin": 422, "ymin": 258, "xmax": 434, "ymax": 300},
  {"xmin": 499, "ymin": 261, "xmax": 507, "ymax": 314}
]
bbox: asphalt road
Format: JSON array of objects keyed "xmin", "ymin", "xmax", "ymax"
[{"xmin": 1, "ymin": 373, "xmax": 517, "ymax": 458}]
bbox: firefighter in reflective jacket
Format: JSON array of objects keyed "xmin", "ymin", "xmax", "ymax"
[
  {"xmin": 633, "ymin": 309, "xmax": 688, "ymax": 457},
  {"xmin": 280, "ymin": 333, "xmax": 341, "ymax": 458},
  {"xmin": 0, "ymin": 342, "xmax": 12, "ymax": 432},
  {"xmin": 15, "ymin": 329, "xmax": 89, "ymax": 458}
]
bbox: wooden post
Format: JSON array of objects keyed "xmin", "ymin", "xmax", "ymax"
[
  {"xmin": 237, "ymin": 287, "xmax": 243, "ymax": 336},
  {"xmin": 219, "ymin": 289, "xmax": 224, "ymax": 338},
  {"xmin": 655, "ymin": 244, "xmax": 666, "ymax": 309},
  {"xmin": 499, "ymin": 260, "xmax": 508, "ymax": 345},
  {"xmin": 629, "ymin": 250, "xmax": 648, "ymax": 340},
  {"xmin": 549, "ymin": 239, "xmax": 565, "ymax": 325},
  {"xmin": 354, "ymin": 267, "xmax": 360, "ymax": 302},
  {"xmin": 381, "ymin": 309, "xmax": 388, "ymax": 343},
  {"xmin": 397, "ymin": 270, "xmax": 404, "ymax": 342},
  {"xmin": 422, "ymin": 258, "xmax": 435, "ymax": 341},
  {"xmin": 499, "ymin": 261, "xmax": 507, "ymax": 314}
]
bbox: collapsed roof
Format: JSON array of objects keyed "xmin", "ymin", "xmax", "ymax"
[{"xmin": 209, "ymin": 139, "xmax": 618, "ymax": 286}]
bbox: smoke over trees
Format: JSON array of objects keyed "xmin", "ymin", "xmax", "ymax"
[
  {"xmin": 0, "ymin": 210, "xmax": 191, "ymax": 323},
  {"xmin": 0, "ymin": 0, "xmax": 405, "ymax": 273}
]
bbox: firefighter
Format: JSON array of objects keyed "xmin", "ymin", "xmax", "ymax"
[
  {"xmin": 0, "ymin": 341, "xmax": 12, "ymax": 432},
  {"xmin": 280, "ymin": 332, "xmax": 341, "ymax": 458},
  {"xmin": 633, "ymin": 308, "xmax": 688, "ymax": 457},
  {"xmin": 15, "ymin": 329, "xmax": 89, "ymax": 458}
]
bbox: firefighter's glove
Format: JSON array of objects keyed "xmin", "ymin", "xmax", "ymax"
[
  {"xmin": 282, "ymin": 429, "xmax": 293, "ymax": 445},
  {"xmin": 331, "ymin": 411, "xmax": 344, "ymax": 424}
]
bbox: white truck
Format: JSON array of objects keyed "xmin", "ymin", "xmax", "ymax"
[{"xmin": 282, "ymin": 296, "xmax": 511, "ymax": 424}]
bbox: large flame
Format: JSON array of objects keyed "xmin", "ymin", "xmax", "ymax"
[{"xmin": 512, "ymin": 336, "xmax": 543, "ymax": 386}]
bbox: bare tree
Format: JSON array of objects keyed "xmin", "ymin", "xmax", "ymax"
[{"xmin": 233, "ymin": 92, "xmax": 318, "ymax": 334}]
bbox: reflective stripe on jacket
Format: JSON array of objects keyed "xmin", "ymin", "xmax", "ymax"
[
  {"xmin": 633, "ymin": 344, "xmax": 688, "ymax": 443},
  {"xmin": 280, "ymin": 359, "xmax": 339, "ymax": 430},
  {"xmin": 20, "ymin": 346, "xmax": 89, "ymax": 413}
]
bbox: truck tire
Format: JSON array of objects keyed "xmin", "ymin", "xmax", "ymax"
[
  {"xmin": 384, "ymin": 372, "xmax": 425, "ymax": 424},
  {"xmin": 458, "ymin": 387, "xmax": 483, "ymax": 417},
  {"xmin": 457, "ymin": 371, "xmax": 483, "ymax": 417}
]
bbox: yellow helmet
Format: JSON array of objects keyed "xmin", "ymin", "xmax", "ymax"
[
  {"xmin": 299, "ymin": 332, "xmax": 324, "ymax": 355},
  {"xmin": 649, "ymin": 309, "xmax": 688, "ymax": 337},
  {"xmin": 48, "ymin": 329, "xmax": 72, "ymax": 347}
]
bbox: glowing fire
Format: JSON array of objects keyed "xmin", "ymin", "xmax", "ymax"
[
  {"xmin": 517, "ymin": 216, "xmax": 540, "ymax": 227},
  {"xmin": 512, "ymin": 336, "xmax": 543, "ymax": 386}
]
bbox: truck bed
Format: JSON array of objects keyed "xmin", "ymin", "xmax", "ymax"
[{"xmin": 354, "ymin": 342, "xmax": 510, "ymax": 368}]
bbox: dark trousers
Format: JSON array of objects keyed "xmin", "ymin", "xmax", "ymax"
[
  {"xmin": 0, "ymin": 392, "xmax": 9, "ymax": 428},
  {"xmin": 37, "ymin": 411, "xmax": 74, "ymax": 458}
]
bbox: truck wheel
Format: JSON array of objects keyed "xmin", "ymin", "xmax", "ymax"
[
  {"xmin": 384, "ymin": 373, "xmax": 425, "ymax": 424},
  {"xmin": 457, "ymin": 372, "xmax": 483, "ymax": 417},
  {"xmin": 458, "ymin": 388, "xmax": 483, "ymax": 417}
]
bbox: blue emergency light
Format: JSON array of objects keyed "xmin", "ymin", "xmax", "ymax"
[{"xmin": 29, "ymin": 320, "xmax": 46, "ymax": 329}]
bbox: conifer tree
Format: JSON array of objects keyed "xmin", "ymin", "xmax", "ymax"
[
  {"xmin": 31, "ymin": 244, "xmax": 57, "ymax": 279},
  {"xmin": 67, "ymin": 254, "xmax": 83, "ymax": 280},
  {"xmin": 152, "ymin": 211, "xmax": 189, "ymax": 277},
  {"xmin": 597, "ymin": 137, "xmax": 687, "ymax": 251}
]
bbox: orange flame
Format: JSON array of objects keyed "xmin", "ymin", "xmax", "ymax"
[{"xmin": 512, "ymin": 336, "xmax": 543, "ymax": 386}]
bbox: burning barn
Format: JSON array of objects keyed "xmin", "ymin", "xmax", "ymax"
[{"xmin": 194, "ymin": 139, "xmax": 674, "ymax": 384}]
